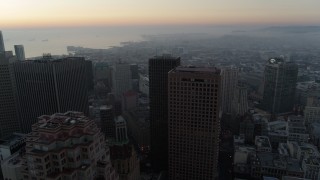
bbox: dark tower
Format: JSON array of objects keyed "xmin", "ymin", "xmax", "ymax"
[
  {"xmin": 13, "ymin": 57, "xmax": 90, "ymax": 133},
  {"xmin": 261, "ymin": 57, "xmax": 298, "ymax": 114},
  {"xmin": 149, "ymin": 54, "xmax": 180, "ymax": 172}
]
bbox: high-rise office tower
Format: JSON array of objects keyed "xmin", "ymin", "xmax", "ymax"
[
  {"xmin": 14, "ymin": 45, "xmax": 25, "ymax": 61},
  {"xmin": 112, "ymin": 62, "xmax": 132, "ymax": 99},
  {"xmin": 21, "ymin": 111, "xmax": 118, "ymax": 180},
  {"xmin": 0, "ymin": 53, "xmax": 20, "ymax": 138},
  {"xmin": 149, "ymin": 54, "xmax": 180, "ymax": 171},
  {"xmin": 12, "ymin": 57, "xmax": 90, "ymax": 133},
  {"xmin": 261, "ymin": 57, "xmax": 298, "ymax": 114},
  {"xmin": 232, "ymin": 81, "xmax": 249, "ymax": 116},
  {"xmin": 221, "ymin": 66, "xmax": 239, "ymax": 114},
  {"xmin": 0, "ymin": 31, "xmax": 5, "ymax": 53},
  {"xmin": 100, "ymin": 105, "xmax": 115, "ymax": 139},
  {"xmin": 168, "ymin": 66, "xmax": 222, "ymax": 180}
]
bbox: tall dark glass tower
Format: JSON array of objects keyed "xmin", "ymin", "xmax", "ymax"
[
  {"xmin": 0, "ymin": 51, "xmax": 21, "ymax": 138},
  {"xmin": 149, "ymin": 54, "xmax": 180, "ymax": 172},
  {"xmin": 13, "ymin": 57, "xmax": 90, "ymax": 133},
  {"xmin": 261, "ymin": 57, "xmax": 298, "ymax": 114}
]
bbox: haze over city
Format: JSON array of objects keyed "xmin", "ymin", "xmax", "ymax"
[
  {"xmin": 1, "ymin": 0, "xmax": 320, "ymax": 28},
  {"xmin": 1, "ymin": 1, "xmax": 320, "ymax": 180}
]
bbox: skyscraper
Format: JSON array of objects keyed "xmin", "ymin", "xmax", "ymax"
[
  {"xmin": 0, "ymin": 53, "xmax": 20, "ymax": 138},
  {"xmin": 100, "ymin": 105, "xmax": 115, "ymax": 139},
  {"xmin": 13, "ymin": 57, "xmax": 90, "ymax": 133},
  {"xmin": 112, "ymin": 62, "xmax": 132, "ymax": 99},
  {"xmin": 21, "ymin": 111, "xmax": 118, "ymax": 180},
  {"xmin": 261, "ymin": 57, "xmax": 298, "ymax": 114},
  {"xmin": 149, "ymin": 54, "xmax": 180, "ymax": 171},
  {"xmin": 232, "ymin": 81, "xmax": 249, "ymax": 116},
  {"xmin": 168, "ymin": 66, "xmax": 222, "ymax": 179},
  {"xmin": 0, "ymin": 31, "xmax": 5, "ymax": 53},
  {"xmin": 14, "ymin": 45, "xmax": 25, "ymax": 61},
  {"xmin": 221, "ymin": 66, "xmax": 239, "ymax": 114}
]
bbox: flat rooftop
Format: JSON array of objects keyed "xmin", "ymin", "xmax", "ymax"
[
  {"xmin": 172, "ymin": 66, "xmax": 221, "ymax": 74},
  {"xmin": 0, "ymin": 133, "xmax": 26, "ymax": 147}
]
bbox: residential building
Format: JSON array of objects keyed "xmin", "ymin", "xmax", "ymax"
[
  {"xmin": 12, "ymin": 57, "xmax": 90, "ymax": 133},
  {"xmin": 250, "ymin": 153, "xmax": 304, "ymax": 179},
  {"xmin": 287, "ymin": 115, "xmax": 309, "ymax": 143},
  {"xmin": 21, "ymin": 111, "xmax": 118, "ymax": 180},
  {"xmin": 149, "ymin": 54, "xmax": 180, "ymax": 171},
  {"xmin": 302, "ymin": 156, "xmax": 320, "ymax": 180},
  {"xmin": 261, "ymin": 57, "xmax": 298, "ymax": 114},
  {"xmin": 304, "ymin": 96, "xmax": 320, "ymax": 126},
  {"xmin": 1, "ymin": 151, "xmax": 24, "ymax": 180},
  {"xmin": 168, "ymin": 66, "xmax": 222, "ymax": 179},
  {"xmin": 255, "ymin": 136, "xmax": 272, "ymax": 153},
  {"xmin": 0, "ymin": 133, "xmax": 26, "ymax": 162}
]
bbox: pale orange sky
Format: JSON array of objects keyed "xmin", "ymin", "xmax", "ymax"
[{"xmin": 1, "ymin": 0, "xmax": 320, "ymax": 28}]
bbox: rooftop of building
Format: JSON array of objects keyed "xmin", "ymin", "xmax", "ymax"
[
  {"xmin": 149, "ymin": 54, "xmax": 180, "ymax": 60},
  {"xmin": 114, "ymin": 115, "xmax": 126, "ymax": 124},
  {"xmin": 255, "ymin": 136, "xmax": 272, "ymax": 149},
  {"xmin": 266, "ymin": 57, "xmax": 296, "ymax": 65},
  {"xmin": 0, "ymin": 133, "xmax": 26, "ymax": 148},
  {"xmin": 37, "ymin": 111, "xmax": 90, "ymax": 129},
  {"xmin": 254, "ymin": 153, "xmax": 302, "ymax": 172},
  {"xmin": 303, "ymin": 156, "xmax": 320, "ymax": 166},
  {"xmin": 171, "ymin": 66, "xmax": 221, "ymax": 74},
  {"xmin": 282, "ymin": 176, "xmax": 308, "ymax": 180},
  {"xmin": 1, "ymin": 151, "xmax": 24, "ymax": 167},
  {"xmin": 100, "ymin": 105, "xmax": 113, "ymax": 111},
  {"xmin": 234, "ymin": 145, "xmax": 256, "ymax": 153},
  {"xmin": 15, "ymin": 56, "xmax": 85, "ymax": 64}
]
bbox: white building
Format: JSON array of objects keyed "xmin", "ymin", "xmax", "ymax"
[
  {"xmin": 0, "ymin": 133, "xmax": 26, "ymax": 162},
  {"xmin": 139, "ymin": 74, "xmax": 149, "ymax": 96},
  {"xmin": 1, "ymin": 152, "xmax": 23, "ymax": 180}
]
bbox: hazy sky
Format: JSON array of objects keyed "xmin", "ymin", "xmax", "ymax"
[{"xmin": 1, "ymin": 0, "xmax": 320, "ymax": 28}]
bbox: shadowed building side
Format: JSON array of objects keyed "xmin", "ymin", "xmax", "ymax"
[{"xmin": 149, "ymin": 54, "xmax": 180, "ymax": 172}]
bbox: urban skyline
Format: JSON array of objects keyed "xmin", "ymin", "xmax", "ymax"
[{"xmin": 1, "ymin": 2, "xmax": 320, "ymax": 179}]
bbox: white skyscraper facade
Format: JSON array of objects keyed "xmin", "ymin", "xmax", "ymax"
[{"xmin": 14, "ymin": 45, "xmax": 25, "ymax": 61}]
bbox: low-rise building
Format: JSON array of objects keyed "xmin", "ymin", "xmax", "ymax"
[
  {"xmin": 255, "ymin": 136, "xmax": 272, "ymax": 153},
  {"xmin": 21, "ymin": 111, "xmax": 118, "ymax": 180},
  {"xmin": 1, "ymin": 152, "xmax": 24, "ymax": 180},
  {"xmin": 250, "ymin": 153, "xmax": 304, "ymax": 179},
  {"xmin": 287, "ymin": 115, "xmax": 309, "ymax": 143},
  {"xmin": 0, "ymin": 133, "xmax": 26, "ymax": 162},
  {"xmin": 302, "ymin": 156, "xmax": 320, "ymax": 180}
]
